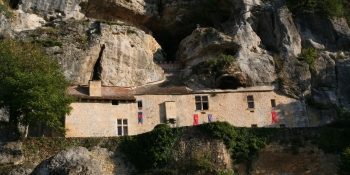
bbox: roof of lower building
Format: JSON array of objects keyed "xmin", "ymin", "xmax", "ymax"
[
  {"xmin": 67, "ymin": 86, "xmax": 136, "ymax": 101},
  {"xmin": 132, "ymin": 85, "xmax": 190, "ymax": 95}
]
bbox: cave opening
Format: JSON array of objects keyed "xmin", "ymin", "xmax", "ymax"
[
  {"xmin": 217, "ymin": 76, "xmax": 245, "ymax": 89},
  {"xmin": 223, "ymin": 48, "xmax": 238, "ymax": 56},
  {"xmin": 221, "ymin": 15, "xmax": 230, "ymax": 23},
  {"xmin": 92, "ymin": 44, "xmax": 105, "ymax": 80},
  {"xmin": 8, "ymin": 0, "xmax": 20, "ymax": 8}
]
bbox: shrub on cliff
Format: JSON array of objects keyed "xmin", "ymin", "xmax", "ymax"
[
  {"xmin": 192, "ymin": 54, "xmax": 238, "ymax": 78},
  {"xmin": 199, "ymin": 121, "xmax": 276, "ymax": 162},
  {"xmin": 120, "ymin": 124, "xmax": 183, "ymax": 171},
  {"xmin": 286, "ymin": 0, "xmax": 345, "ymax": 17},
  {"xmin": 297, "ymin": 48, "xmax": 318, "ymax": 72},
  {"xmin": 0, "ymin": 0, "xmax": 13, "ymax": 18},
  {"xmin": 0, "ymin": 38, "xmax": 74, "ymax": 134}
]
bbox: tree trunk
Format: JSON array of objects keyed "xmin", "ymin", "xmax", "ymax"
[{"xmin": 24, "ymin": 125, "xmax": 28, "ymax": 137}]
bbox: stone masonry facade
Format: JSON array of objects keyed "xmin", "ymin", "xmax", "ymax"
[{"xmin": 65, "ymin": 86, "xmax": 313, "ymax": 137}]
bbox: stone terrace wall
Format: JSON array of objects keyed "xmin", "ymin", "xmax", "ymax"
[
  {"xmin": 155, "ymin": 61, "xmax": 182, "ymax": 73},
  {"xmin": 11, "ymin": 127, "xmax": 341, "ymax": 175},
  {"xmin": 250, "ymin": 128, "xmax": 339, "ymax": 175},
  {"xmin": 171, "ymin": 127, "xmax": 232, "ymax": 170}
]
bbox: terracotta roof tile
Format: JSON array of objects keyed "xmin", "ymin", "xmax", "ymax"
[
  {"xmin": 132, "ymin": 85, "xmax": 190, "ymax": 95},
  {"xmin": 67, "ymin": 86, "xmax": 136, "ymax": 101}
]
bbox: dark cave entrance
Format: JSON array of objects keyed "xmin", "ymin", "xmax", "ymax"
[
  {"xmin": 92, "ymin": 44, "xmax": 105, "ymax": 80},
  {"xmin": 8, "ymin": 0, "xmax": 20, "ymax": 8},
  {"xmin": 217, "ymin": 76, "xmax": 245, "ymax": 89}
]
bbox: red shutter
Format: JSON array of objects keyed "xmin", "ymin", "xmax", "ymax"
[
  {"xmin": 194, "ymin": 114, "xmax": 199, "ymax": 125},
  {"xmin": 272, "ymin": 111, "xmax": 278, "ymax": 123}
]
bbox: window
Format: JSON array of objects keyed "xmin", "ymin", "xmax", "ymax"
[
  {"xmin": 112, "ymin": 100, "xmax": 119, "ymax": 105},
  {"xmin": 251, "ymin": 124, "xmax": 257, "ymax": 128},
  {"xmin": 137, "ymin": 101, "xmax": 142, "ymax": 109},
  {"xmin": 271, "ymin": 99, "xmax": 276, "ymax": 107},
  {"xmin": 195, "ymin": 96, "xmax": 209, "ymax": 110},
  {"xmin": 117, "ymin": 119, "xmax": 128, "ymax": 136},
  {"xmin": 168, "ymin": 118, "xmax": 176, "ymax": 124},
  {"xmin": 247, "ymin": 95, "xmax": 254, "ymax": 108}
]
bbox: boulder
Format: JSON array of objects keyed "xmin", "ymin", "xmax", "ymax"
[
  {"xmin": 31, "ymin": 147, "xmax": 103, "ymax": 175},
  {"xmin": 177, "ymin": 28, "xmax": 239, "ymax": 67}
]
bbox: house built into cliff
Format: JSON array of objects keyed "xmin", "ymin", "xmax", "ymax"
[{"xmin": 64, "ymin": 80, "xmax": 310, "ymax": 137}]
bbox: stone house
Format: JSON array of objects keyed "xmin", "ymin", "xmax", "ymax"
[{"xmin": 64, "ymin": 80, "xmax": 310, "ymax": 137}]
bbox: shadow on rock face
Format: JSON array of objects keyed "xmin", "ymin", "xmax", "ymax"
[{"xmin": 216, "ymin": 73, "xmax": 250, "ymax": 89}]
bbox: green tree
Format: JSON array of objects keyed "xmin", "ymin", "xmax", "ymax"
[
  {"xmin": 0, "ymin": 38, "xmax": 73, "ymax": 134},
  {"xmin": 339, "ymin": 147, "xmax": 350, "ymax": 175}
]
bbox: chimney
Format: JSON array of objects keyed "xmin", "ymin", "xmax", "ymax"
[{"xmin": 89, "ymin": 80, "xmax": 101, "ymax": 96}]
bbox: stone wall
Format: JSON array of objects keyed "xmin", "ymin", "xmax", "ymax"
[
  {"xmin": 171, "ymin": 127, "xmax": 232, "ymax": 170},
  {"xmin": 155, "ymin": 61, "xmax": 182, "ymax": 73},
  {"xmin": 250, "ymin": 142, "xmax": 339, "ymax": 175},
  {"xmin": 134, "ymin": 90, "xmax": 310, "ymax": 133},
  {"xmin": 65, "ymin": 101, "xmax": 137, "ymax": 137},
  {"xmin": 65, "ymin": 89, "xmax": 330, "ymax": 137}
]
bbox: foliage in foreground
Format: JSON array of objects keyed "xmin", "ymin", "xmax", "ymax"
[
  {"xmin": 199, "ymin": 121, "xmax": 277, "ymax": 163},
  {"xmin": 0, "ymin": 38, "xmax": 74, "ymax": 133},
  {"xmin": 0, "ymin": 0, "xmax": 13, "ymax": 18},
  {"xmin": 339, "ymin": 147, "xmax": 350, "ymax": 175},
  {"xmin": 316, "ymin": 113, "xmax": 350, "ymax": 174},
  {"xmin": 120, "ymin": 124, "xmax": 183, "ymax": 171},
  {"xmin": 17, "ymin": 122, "xmax": 350, "ymax": 174}
]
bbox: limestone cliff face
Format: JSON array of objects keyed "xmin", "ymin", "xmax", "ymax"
[
  {"xmin": 38, "ymin": 21, "xmax": 165, "ymax": 87},
  {"xmin": 19, "ymin": 0, "xmax": 85, "ymax": 20},
  {"xmin": 2, "ymin": 0, "xmax": 350, "ymax": 107}
]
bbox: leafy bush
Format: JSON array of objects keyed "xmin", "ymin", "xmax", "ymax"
[
  {"xmin": 120, "ymin": 124, "xmax": 183, "ymax": 171},
  {"xmin": 317, "ymin": 128, "xmax": 350, "ymax": 153},
  {"xmin": 339, "ymin": 147, "xmax": 350, "ymax": 175},
  {"xmin": 186, "ymin": 151, "xmax": 213, "ymax": 170},
  {"xmin": 0, "ymin": 38, "xmax": 72, "ymax": 133},
  {"xmin": 32, "ymin": 39, "xmax": 63, "ymax": 47},
  {"xmin": 199, "ymin": 121, "xmax": 276, "ymax": 162},
  {"xmin": 337, "ymin": 52, "xmax": 348, "ymax": 59},
  {"xmin": 286, "ymin": 0, "xmax": 345, "ymax": 17},
  {"xmin": 298, "ymin": 48, "xmax": 318, "ymax": 71},
  {"xmin": 192, "ymin": 55, "xmax": 237, "ymax": 78},
  {"xmin": 0, "ymin": 0, "xmax": 13, "ymax": 18},
  {"xmin": 306, "ymin": 96, "xmax": 333, "ymax": 110},
  {"xmin": 41, "ymin": 28, "xmax": 61, "ymax": 36},
  {"xmin": 77, "ymin": 20, "xmax": 89, "ymax": 27},
  {"xmin": 97, "ymin": 20, "xmax": 131, "ymax": 26}
]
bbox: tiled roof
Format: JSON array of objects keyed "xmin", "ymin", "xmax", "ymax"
[
  {"xmin": 133, "ymin": 85, "xmax": 190, "ymax": 95},
  {"xmin": 67, "ymin": 86, "xmax": 136, "ymax": 101}
]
